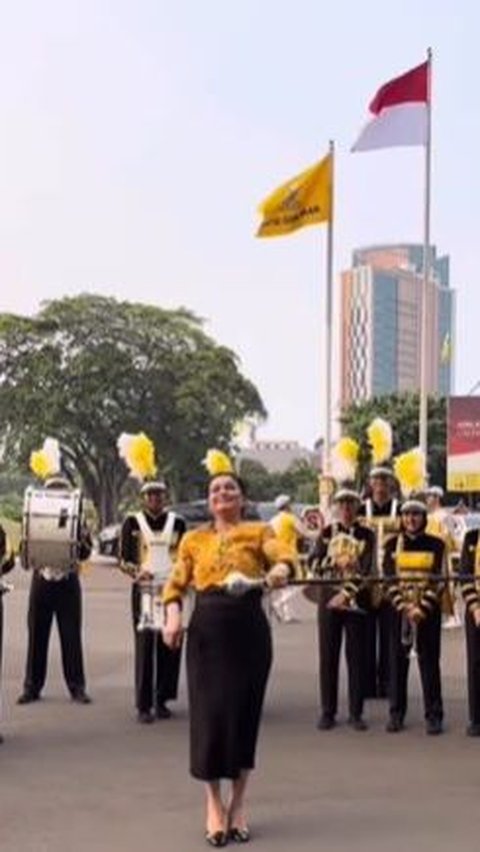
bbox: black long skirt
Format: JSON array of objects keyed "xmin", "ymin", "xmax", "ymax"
[{"xmin": 187, "ymin": 590, "xmax": 272, "ymax": 781}]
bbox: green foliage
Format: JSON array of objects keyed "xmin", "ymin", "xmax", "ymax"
[
  {"xmin": 0, "ymin": 469, "xmax": 29, "ymax": 523},
  {"xmin": 340, "ymin": 393, "xmax": 446, "ymax": 486},
  {"xmin": 0, "ymin": 495, "xmax": 23, "ymax": 523},
  {"xmin": 239, "ymin": 458, "xmax": 318, "ymax": 503},
  {"xmin": 238, "ymin": 459, "xmax": 275, "ymax": 500},
  {"xmin": 0, "ymin": 516, "xmax": 21, "ymax": 548},
  {"xmin": 0, "ymin": 295, "xmax": 266, "ymax": 525}
]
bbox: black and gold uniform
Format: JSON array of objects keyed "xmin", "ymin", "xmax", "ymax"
[
  {"xmin": 358, "ymin": 495, "xmax": 400, "ymax": 698},
  {"xmin": 0, "ymin": 525, "xmax": 15, "ymax": 744},
  {"xmin": 18, "ymin": 479, "xmax": 92, "ymax": 705},
  {"xmin": 120, "ymin": 502, "xmax": 186, "ymax": 722},
  {"xmin": 310, "ymin": 513, "xmax": 374, "ymax": 730},
  {"xmin": 383, "ymin": 516, "xmax": 445, "ymax": 734},
  {"xmin": 459, "ymin": 528, "xmax": 480, "ymax": 736}
]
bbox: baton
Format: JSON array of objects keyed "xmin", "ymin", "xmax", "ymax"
[{"xmin": 288, "ymin": 574, "xmax": 461, "ymax": 586}]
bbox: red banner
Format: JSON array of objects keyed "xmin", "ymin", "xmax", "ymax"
[{"xmin": 447, "ymin": 396, "xmax": 480, "ymax": 491}]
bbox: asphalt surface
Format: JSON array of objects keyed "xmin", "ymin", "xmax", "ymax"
[{"xmin": 1, "ymin": 562, "xmax": 480, "ymax": 852}]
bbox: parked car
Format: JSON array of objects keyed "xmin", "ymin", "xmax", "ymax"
[{"xmin": 97, "ymin": 524, "xmax": 121, "ymax": 558}]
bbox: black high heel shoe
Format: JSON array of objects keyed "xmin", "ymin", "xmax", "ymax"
[
  {"xmin": 205, "ymin": 829, "xmax": 228, "ymax": 847},
  {"xmin": 229, "ymin": 825, "xmax": 251, "ymax": 843}
]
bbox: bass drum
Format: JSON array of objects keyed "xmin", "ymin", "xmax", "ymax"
[{"xmin": 21, "ymin": 486, "xmax": 83, "ymax": 573}]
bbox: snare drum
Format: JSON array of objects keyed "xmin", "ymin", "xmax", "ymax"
[
  {"xmin": 137, "ymin": 583, "xmax": 195, "ymax": 632},
  {"xmin": 21, "ymin": 486, "xmax": 83, "ymax": 573}
]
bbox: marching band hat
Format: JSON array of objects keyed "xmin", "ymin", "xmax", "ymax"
[
  {"xmin": 333, "ymin": 488, "xmax": 361, "ymax": 503},
  {"xmin": 425, "ymin": 485, "xmax": 444, "ymax": 498},
  {"xmin": 140, "ymin": 480, "xmax": 167, "ymax": 495},
  {"xmin": 400, "ymin": 498, "xmax": 427, "ymax": 515},
  {"xmin": 44, "ymin": 476, "xmax": 71, "ymax": 490},
  {"xmin": 369, "ymin": 466, "xmax": 395, "ymax": 479},
  {"xmin": 274, "ymin": 494, "xmax": 291, "ymax": 510}
]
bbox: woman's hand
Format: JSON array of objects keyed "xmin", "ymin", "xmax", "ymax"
[
  {"xmin": 472, "ymin": 606, "xmax": 480, "ymax": 628},
  {"xmin": 163, "ymin": 602, "xmax": 184, "ymax": 650},
  {"xmin": 327, "ymin": 591, "xmax": 351, "ymax": 611},
  {"xmin": 136, "ymin": 569, "xmax": 154, "ymax": 583},
  {"xmin": 265, "ymin": 562, "xmax": 290, "ymax": 589},
  {"xmin": 408, "ymin": 605, "xmax": 424, "ymax": 624}
]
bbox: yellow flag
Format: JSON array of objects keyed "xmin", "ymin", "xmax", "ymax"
[
  {"xmin": 256, "ymin": 153, "xmax": 332, "ymax": 238},
  {"xmin": 441, "ymin": 332, "xmax": 452, "ymax": 364}
]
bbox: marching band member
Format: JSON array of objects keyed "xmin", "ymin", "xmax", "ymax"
[
  {"xmin": 0, "ymin": 523, "xmax": 15, "ymax": 743},
  {"xmin": 383, "ymin": 499, "xmax": 445, "ymax": 735},
  {"xmin": 425, "ymin": 485, "xmax": 448, "ymax": 530},
  {"xmin": 310, "ymin": 489, "xmax": 374, "ymax": 731},
  {"xmin": 162, "ymin": 450, "xmax": 294, "ymax": 847},
  {"xmin": 425, "ymin": 485, "xmax": 461, "ymax": 628},
  {"xmin": 120, "ymin": 480, "xmax": 186, "ymax": 723},
  {"xmin": 459, "ymin": 527, "xmax": 480, "ymax": 736},
  {"xmin": 359, "ymin": 466, "xmax": 400, "ymax": 698},
  {"xmin": 269, "ymin": 494, "xmax": 317, "ymax": 622},
  {"xmin": 17, "ymin": 476, "xmax": 93, "ymax": 705}
]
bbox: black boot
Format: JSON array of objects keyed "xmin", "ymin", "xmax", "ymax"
[
  {"xmin": 70, "ymin": 689, "xmax": 92, "ymax": 704},
  {"xmin": 156, "ymin": 703, "xmax": 172, "ymax": 720},
  {"xmin": 317, "ymin": 714, "xmax": 336, "ymax": 730},
  {"xmin": 349, "ymin": 716, "xmax": 368, "ymax": 731},
  {"xmin": 386, "ymin": 715, "xmax": 404, "ymax": 733},
  {"xmin": 426, "ymin": 718, "xmax": 443, "ymax": 736},
  {"xmin": 17, "ymin": 691, "xmax": 40, "ymax": 705},
  {"xmin": 137, "ymin": 710, "xmax": 155, "ymax": 724}
]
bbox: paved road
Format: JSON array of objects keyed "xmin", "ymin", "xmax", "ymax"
[{"xmin": 1, "ymin": 564, "xmax": 479, "ymax": 852}]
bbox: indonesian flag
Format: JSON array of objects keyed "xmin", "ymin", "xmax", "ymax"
[{"xmin": 352, "ymin": 61, "xmax": 429, "ymax": 152}]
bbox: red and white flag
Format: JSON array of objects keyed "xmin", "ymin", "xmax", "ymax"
[{"xmin": 352, "ymin": 61, "xmax": 429, "ymax": 152}]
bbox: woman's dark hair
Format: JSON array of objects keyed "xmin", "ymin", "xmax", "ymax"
[
  {"xmin": 208, "ymin": 472, "xmax": 247, "ymax": 497},
  {"xmin": 401, "ymin": 509, "xmax": 427, "ymax": 533}
]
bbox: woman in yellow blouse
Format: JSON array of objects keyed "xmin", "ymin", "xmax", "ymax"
[{"xmin": 162, "ymin": 460, "xmax": 293, "ymax": 847}]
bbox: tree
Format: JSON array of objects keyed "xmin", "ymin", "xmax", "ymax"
[
  {"xmin": 278, "ymin": 459, "xmax": 319, "ymax": 504},
  {"xmin": 239, "ymin": 458, "xmax": 319, "ymax": 504},
  {"xmin": 238, "ymin": 459, "xmax": 277, "ymax": 501},
  {"xmin": 340, "ymin": 393, "xmax": 446, "ymax": 486},
  {"xmin": 0, "ymin": 295, "xmax": 266, "ymax": 525}
]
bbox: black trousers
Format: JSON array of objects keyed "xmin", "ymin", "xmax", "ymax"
[
  {"xmin": 187, "ymin": 590, "xmax": 272, "ymax": 781},
  {"xmin": 364, "ymin": 599, "xmax": 390, "ymax": 697},
  {"xmin": 23, "ymin": 573, "xmax": 86, "ymax": 695},
  {"xmin": 131, "ymin": 584, "xmax": 181, "ymax": 713},
  {"xmin": 388, "ymin": 606, "xmax": 443, "ymax": 722},
  {"xmin": 465, "ymin": 612, "xmax": 480, "ymax": 725},
  {"xmin": 318, "ymin": 602, "xmax": 366, "ymax": 720}
]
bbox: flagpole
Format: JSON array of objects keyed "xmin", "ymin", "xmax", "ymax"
[
  {"xmin": 419, "ymin": 48, "xmax": 433, "ymax": 460},
  {"xmin": 324, "ymin": 140, "xmax": 334, "ymax": 474}
]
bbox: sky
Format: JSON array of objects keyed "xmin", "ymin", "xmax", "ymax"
[{"xmin": 0, "ymin": 0, "xmax": 478, "ymax": 447}]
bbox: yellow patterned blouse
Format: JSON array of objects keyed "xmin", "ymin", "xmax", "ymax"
[{"xmin": 162, "ymin": 521, "xmax": 295, "ymax": 605}]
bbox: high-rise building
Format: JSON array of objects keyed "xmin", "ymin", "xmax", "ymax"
[{"xmin": 340, "ymin": 244, "xmax": 454, "ymax": 407}]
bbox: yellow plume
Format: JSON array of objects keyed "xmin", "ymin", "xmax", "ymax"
[
  {"xmin": 117, "ymin": 432, "xmax": 157, "ymax": 481},
  {"xmin": 29, "ymin": 437, "xmax": 61, "ymax": 480},
  {"xmin": 367, "ymin": 418, "xmax": 392, "ymax": 465},
  {"xmin": 393, "ymin": 447, "xmax": 426, "ymax": 496},
  {"xmin": 331, "ymin": 437, "xmax": 360, "ymax": 483},
  {"xmin": 30, "ymin": 450, "xmax": 54, "ymax": 480},
  {"xmin": 203, "ymin": 449, "xmax": 234, "ymax": 476}
]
